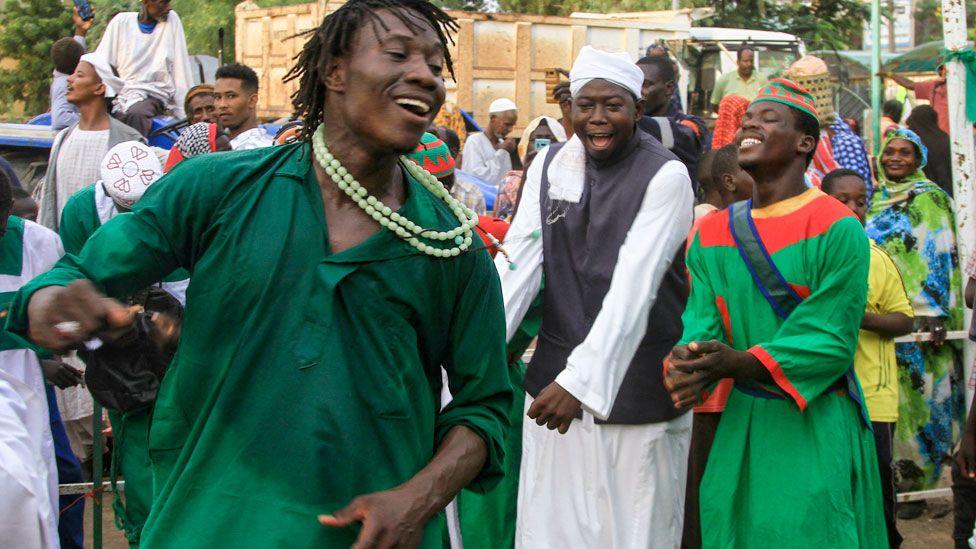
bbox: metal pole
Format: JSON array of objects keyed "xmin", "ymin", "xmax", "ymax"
[
  {"xmin": 887, "ymin": 0, "xmax": 896, "ymax": 53},
  {"xmin": 871, "ymin": 0, "xmax": 882, "ymax": 155},
  {"xmin": 942, "ymin": 0, "xmax": 976, "ymax": 410},
  {"xmin": 92, "ymin": 403, "xmax": 103, "ymax": 549}
]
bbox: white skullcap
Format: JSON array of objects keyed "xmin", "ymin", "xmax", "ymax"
[
  {"xmin": 100, "ymin": 141, "xmax": 163, "ymax": 209},
  {"xmin": 79, "ymin": 52, "xmax": 124, "ymax": 98},
  {"xmin": 569, "ymin": 45, "xmax": 643, "ymax": 99},
  {"xmin": 488, "ymin": 98, "xmax": 518, "ymax": 114}
]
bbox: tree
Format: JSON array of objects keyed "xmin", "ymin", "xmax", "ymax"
[
  {"xmin": 687, "ymin": 0, "xmax": 870, "ymax": 51},
  {"xmin": 0, "ymin": 0, "xmax": 72, "ymax": 115}
]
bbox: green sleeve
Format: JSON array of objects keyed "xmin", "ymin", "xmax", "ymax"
[
  {"xmin": 678, "ymin": 232, "xmax": 727, "ymax": 346},
  {"xmin": 710, "ymin": 73, "xmax": 728, "ymax": 105},
  {"xmin": 5, "ymin": 154, "xmax": 225, "ymax": 338},
  {"xmin": 58, "ymin": 188, "xmax": 98, "ymax": 256},
  {"xmin": 747, "ymin": 217, "xmax": 870, "ymax": 411},
  {"xmin": 437, "ymin": 249, "xmax": 514, "ymax": 493}
]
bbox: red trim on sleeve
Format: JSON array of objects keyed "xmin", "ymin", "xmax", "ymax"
[
  {"xmin": 715, "ymin": 296, "xmax": 733, "ymax": 344},
  {"xmin": 748, "ymin": 345, "xmax": 808, "ymax": 411},
  {"xmin": 788, "ymin": 283, "xmax": 810, "ymax": 300}
]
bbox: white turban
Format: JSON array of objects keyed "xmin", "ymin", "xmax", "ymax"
[
  {"xmin": 79, "ymin": 52, "xmax": 124, "ymax": 98},
  {"xmin": 488, "ymin": 98, "xmax": 518, "ymax": 114},
  {"xmin": 100, "ymin": 141, "xmax": 163, "ymax": 209},
  {"xmin": 569, "ymin": 45, "xmax": 643, "ymax": 100}
]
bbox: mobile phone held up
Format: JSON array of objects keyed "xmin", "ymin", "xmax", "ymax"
[{"xmin": 74, "ymin": 0, "xmax": 94, "ymax": 21}]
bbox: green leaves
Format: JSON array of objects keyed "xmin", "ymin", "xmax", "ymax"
[{"xmin": 0, "ymin": 0, "xmax": 72, "ymax": 114}]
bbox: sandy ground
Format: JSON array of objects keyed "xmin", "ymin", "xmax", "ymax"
[{"xmin": 85, "ymin": 493, "xmax": 957, "ymax": 548}]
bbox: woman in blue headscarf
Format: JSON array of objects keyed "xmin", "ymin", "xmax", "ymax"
[{"xmin": 866, "ymin": 128, "xmax": 964, "ymax": 500}]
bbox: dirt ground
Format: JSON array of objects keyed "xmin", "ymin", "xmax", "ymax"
[
  {"xmin": 85, "ymin": 494, "xmax": 957, "ymax": 548},
  {"xmin": 901, "ymin": 497, "xmax": 956, "ymax": 548}
]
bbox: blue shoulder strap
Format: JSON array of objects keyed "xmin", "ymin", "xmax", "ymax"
[
  {"xmin": 727, "ymin": 200, "xmax": 872, "ymax": 427},
  {"xmin": 728, "ymin": 200, "xmax": 803, "ymax": 320}
]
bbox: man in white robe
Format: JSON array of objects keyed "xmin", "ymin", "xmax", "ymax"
[
  {"xmin": 461, "ymin": 98, "xmax": 518, "ymax": 188},
  {"xmin": 94, "ymin": 0, "xmax": 194, "ymax": 137},
  {"xmin": 0, "ymin": 175, "xmax": 65, "ymax": 548},
  {"xmin": 497, "ymin": 46, "xmax": 694, "ymax": 549}
]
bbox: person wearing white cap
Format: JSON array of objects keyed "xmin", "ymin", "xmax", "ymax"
[
  {"xmin": 35, "ymin": 51, "xmax": 145, "ymax": 473},
  {"xmin": 38, "ymin": 52, "xmax": 143, "ymax": 234},
  {"xmin": 95, "ymin": 0, "xmax": 194, "ymax": 137},
  {"xmin": 497, "ymin": 45, "xmax": 694, "ymax": 548},
  {"xmin": 460, "ymin": 97, "xmax": 519, "ymax": 189}
]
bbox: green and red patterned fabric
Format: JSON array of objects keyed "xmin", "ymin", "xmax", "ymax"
[
  {"xmin": 680, "ymin": 187, "xmax": 887, "ymax": 547},
  {"xmin": 407, "ymin": 132, "xmax": 456, "ymax": 179},
  {"xmin": 750, "ymin": 78, "xmax": 819, "ymax": 123}
]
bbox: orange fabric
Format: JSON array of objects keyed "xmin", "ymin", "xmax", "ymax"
[
  {"xmin": 696, "ymin": 189, "xmax": 854, "ymax": 255},
  {"xmin": 748, "ymin": 345, "xmax": 808, "ymax": 411},
  {"xmin": 711, "ymin": 94, "xmax": 750, "ymax": 150},
  {"xmin": 475, "ymin": 215, "xmax": 510, "ymax": 257}
]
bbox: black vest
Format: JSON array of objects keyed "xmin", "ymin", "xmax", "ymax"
[{"xmin": 524, "ymin": 130, "xmax": 690, "ymax": 424}]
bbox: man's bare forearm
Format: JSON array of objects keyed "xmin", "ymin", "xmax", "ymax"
[{"xmin": 400, "ymin": 425, "xmax": 487, "ymax": 521}]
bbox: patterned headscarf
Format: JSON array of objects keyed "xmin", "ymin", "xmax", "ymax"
[
  {"xmin": 406, "ymin": 132, "xmax": 455, "ymax": 180},
  {"xmin": 749, "ymin": 78, "xmax": 819, "ymax": 124},
  {"xmin": 868, "ymin": 128, "xmax": 940, "ymax": 213},
  {"xmin": 163, "ymin": 122, "xmax": 219, "ymax": 173},
  {"xmin": 829, "ymin": 117, "xmax": 872, "ymax": 185},
  {"xmin": 711, "ymin": 94, "xmax": 749, "ymax": 150}
]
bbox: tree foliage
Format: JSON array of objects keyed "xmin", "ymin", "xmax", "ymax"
[
  {"xmin": 0, "ymin": 0, "xmax": 311, "ymax": 117},
  {"xmin": 0, "ymin": 0, "xmax": 72, "ymax": 114}
]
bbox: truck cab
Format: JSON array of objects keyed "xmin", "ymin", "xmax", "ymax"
[{"xmin": 671, "ymin": 27, "xmax": 804, "ymax": 119}]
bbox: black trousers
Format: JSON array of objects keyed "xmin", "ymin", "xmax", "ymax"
[
  {"xmin": 873, "ymin": 421, "xmax": 902, "ymax": 548},
  {"xmin": 113, "ymin": 97, "xmax": 165, "ymax": 138},
  {"xmin": 681, "ymin": 412, "xmax": 721, "ymax": 549},
  {"xmin": 953, "ymin": 458, "xmax": 976, "ymax": 549}
]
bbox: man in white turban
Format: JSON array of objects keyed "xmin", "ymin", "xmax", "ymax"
[
  {"xmin": 497, "ymin": 45, "xmax": 695, "ymax": 548},
  {"xmin": 460, "ymin": 97, "xmax": 519, "ymax": 189}
]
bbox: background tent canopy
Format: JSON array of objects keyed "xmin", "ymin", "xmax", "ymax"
[{"xmin": 883, "ymin": 40, "xmax": 974, "ymax": 74}]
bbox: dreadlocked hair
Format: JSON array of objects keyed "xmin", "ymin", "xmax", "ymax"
[{"xmin": 285, "ymin": 0, "xmax": 458, "ymax": 144}]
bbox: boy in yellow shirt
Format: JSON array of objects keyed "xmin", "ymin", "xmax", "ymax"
[{"xmin": 823, "ymin": 168, "xmax": 914, "ymax": 548}]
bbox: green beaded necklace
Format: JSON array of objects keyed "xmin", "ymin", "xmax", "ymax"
[{"xmin": 312, "ymin": 124, "xmax": 478, "ymax": 258}]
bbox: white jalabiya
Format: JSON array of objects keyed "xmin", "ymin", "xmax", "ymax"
[
  {"xmin": 94, "ymin": 11, "xmax": 194, "ymax": 118},
  {"xmin": 516, "ymin": 400, "xmax": 690, "ymax": 549},
  {"xmin": 0, "ymin": 219, "xmax": 65, "ymax": 548},
  {"xmin": 0, "ymin": 370, "xmax": 58, "ymax": 549},
  {"xmin": 496, "ymin": 151, "xmax": 693, "ymax": 420},
  {"xmin": 496, "ymin": 129, "xmax": 693, "ymax": 549},
  {"xmin": 230, "ymin": 127, "xmax": 274, "ymax": 151},
  {"xmin": 460, "ymin": 132, "xmax": 512, "ymax": 188}
]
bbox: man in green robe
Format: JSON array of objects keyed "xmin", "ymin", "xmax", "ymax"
[
  {"xmin": 666, "ymin": 78, "xmax": 887, "ymax": 547},
  {"xmin": 5, "ymin": 1, "xmax": 512, "ymax": 547}
]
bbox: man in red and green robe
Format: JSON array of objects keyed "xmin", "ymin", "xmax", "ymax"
[{"xmin": 666, "ymin": 78, "xmax": 887, "ymax": 547}]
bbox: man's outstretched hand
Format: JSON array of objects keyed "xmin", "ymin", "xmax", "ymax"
[
  {"xmin": 319, "ymin": 486, "xmax": 430, "ymax": 549},
  {"xmin": 27, "ymin": 280, "xmax": 135, "ymax": 351},
  {"xmin": 526, "ymin": 381, "xmax": 581, "ymax": 434}
]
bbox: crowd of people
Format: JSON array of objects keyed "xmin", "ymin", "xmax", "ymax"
[{"xmin": 1, "ymin": 0, "xmax": 976, "ymax": 548}]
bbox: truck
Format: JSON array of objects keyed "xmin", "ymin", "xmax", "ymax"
[
  {"xmin": 235, "ymin": 1, "xmax": 696, "ymax": 131},
  {"xmin": 236, "ymin": 1, "xmax": 803, "ymax": 128}
]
